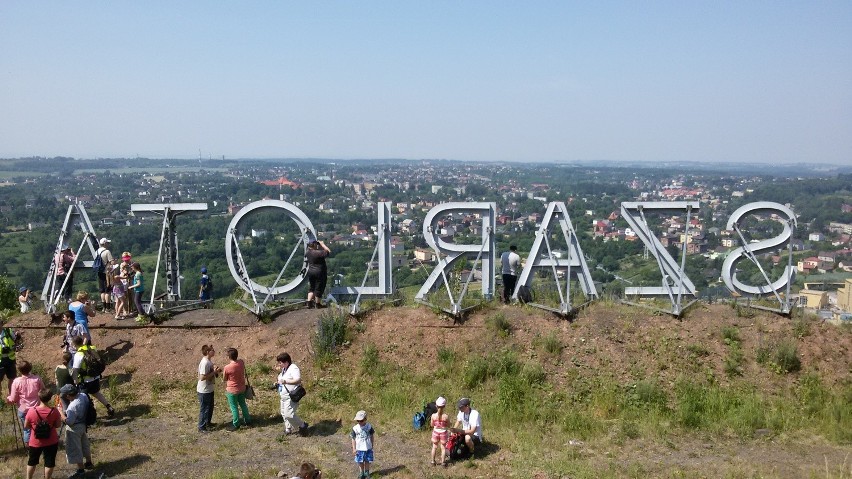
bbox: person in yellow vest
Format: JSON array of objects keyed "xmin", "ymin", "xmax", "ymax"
[
  {"xmin": 70, "ymin": 337, "xmax": 115, "ymax": 417},
  {"xmin": 0, "ymin": 326, "xmax": 21, "ymax": 394}
]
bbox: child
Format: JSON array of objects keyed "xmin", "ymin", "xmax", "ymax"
[
  {"xmin": 430, "ymin": 396, "xmax": 449, "ymax": 466},
  {"xmin": 127, "ymin": 262, "xmax": 145, "ymax": 321},
  {"xmin": 112, "ymin": 265, "xmax": 128, "ymax": 320},
  {"xmin": 350, "ymin": 410, "xmax": 375, "ymax": 479}
]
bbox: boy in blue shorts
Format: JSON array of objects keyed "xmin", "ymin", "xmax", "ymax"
[{"xmin": 350, "ymin": 410, "xmax": 375, "ymax": 478}]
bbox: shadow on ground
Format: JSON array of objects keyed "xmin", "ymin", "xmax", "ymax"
[{"xmin": 97, "ymin": 453, "xmax": 152, "ymax": 476}]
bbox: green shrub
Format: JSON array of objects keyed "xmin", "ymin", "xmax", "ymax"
[
  {"xmin": 792, "ymin": 319, "xmax": 811, "ymax": 339},
  {"xmin": 486, "ymin": 312, "xmax": 512, "ymax": 338},
  {"xmin": 722, "ymin": 326, "xmax": 740, "ymax": 345},
  {"xmin": 628, "ymin": 380, "xmax": 668, "ymax": 412},
  {"xmin": 0, "ymin": 276, "xmax": 18, "ymax": 312},
  {"xmin": 774, "ymin": 340, "xmax": 801, "ymax": 374},
  {"xmin": 313, "ymin": 308, "xmax": 348, "ymax": 363},
  {"xmin": 541, "ymin": 332, "xmax": 563, "ymax": 356},
  {"xmin": 361, "ymin": 343, "xmax": 380, "ymax": 373},
  {"xmin": 437, "ymin": 346, "xmax": 456, "ymax": 363}
]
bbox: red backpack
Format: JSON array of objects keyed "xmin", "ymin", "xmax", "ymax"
[{"xmin": 446, "ymin": 432, "xmax": 470, "ymax": 460}]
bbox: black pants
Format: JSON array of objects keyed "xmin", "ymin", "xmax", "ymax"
[{"xmin": 502, "ymin": 274, "xmax": 517, "ymax": 303}]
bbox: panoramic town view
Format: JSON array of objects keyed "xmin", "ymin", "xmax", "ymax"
[{"xmin": 1, "ymin": 3, "xmax": 850, "ymax": 479}]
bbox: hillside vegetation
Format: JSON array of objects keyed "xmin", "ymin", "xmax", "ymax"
[{"xmin": 0, "ymin": 301, "xmax": 850, "ymax": 478}]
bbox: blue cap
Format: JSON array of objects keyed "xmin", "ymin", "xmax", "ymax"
[
  {"xmin": 201, "ymin": 267, "xmax": 207, "ymax": 274},
  {"xmin": 59, "ymin": 384, "xmax": 78, "ymax": 396},
  {"xmin": 19, "ymin": 286, "xmax": 27, "ymax": 293}
]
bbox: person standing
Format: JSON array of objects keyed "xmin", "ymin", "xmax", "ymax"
[
  {"xmin": 7, "ymin": 360, "xmax": 45, "ymax": 445},
  {"xmin": 68, "ymin": 292, "xmax": 96, "ymax": 341},
  {"xmin": 198, "ymin": 267, "xmax": 212, "ymax": 307},
  {"xmin": 58, "ymin": 384, "xmax": 94, "ymax": 478},
  {"xmin": 500, "ymin": 245, "xmax": 521, "ymax": 304},
  {"xmin": 23, "ymin": 388, "xmax": 62, "ymax": 479},
  {"xmin": 18, "ymin": 287, "xmax": 32, "ymax": 313},
  {"xmin": 350, "ymin": 410, "xmax": 375, "ymax": 479},
  {"xmin": 0, "ymin": 325, "xmax": 20, "ymax": 394},
  {"xmin": 430, "ymin": 396, "xmax": 449, "ymax": 466},
  {"xmin": 127, "ymin": 262, "xmax": 146, "ymax": 319},
  {"xmin": 61, "ymin": 310, "xmax": 89, "ymax": 353},
  {"xmin": 305, "ymin": 240, "xmax": 331, "ymax": 308},
  {"xmin": 71, "ymin": 337, "xmax": 115, "ymax": 417},
  {"xmin": 94, "ymin": 238, "xmax": 114, "ymax": 312},
  {"xmin": 54, "ymin": 244, "xmax": 76, "ymax": 303},
  {"xmin": 196, "ymin": 344, "xmax": 221, "ymax": 433},
  {"xmin": 276, "ymin": 352, "xmax": 308, "ymax": 436},
  {"xmin": 222, "ymin": 348, "xmax": 250, "ymax": 431},
  {"xmin": 454, "ymin": 398, "xmax": 483, "ymax": 454}
]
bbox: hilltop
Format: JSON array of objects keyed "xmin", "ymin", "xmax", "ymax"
[{"xmin": 1, "ymin": 302, "xmax": 850, "ymax": 478}]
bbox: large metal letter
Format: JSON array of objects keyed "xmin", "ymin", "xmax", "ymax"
[
  {"xmin": 621, "ymin": 201, "xmax": 699, "ymax": 316},
  {"xmin": 515, "ymin": 202, "xmax": 597, "ymax": 315},
  {"xmin": 329, "ymin": 202, "xmax": 394, "ymax": 314},
  {"xmin": 41, "ymin": 204, "xmax": 100, "ymax": 313},
  {"xmin": 130, "ymin": 203, "xmax": 208, "ymax": 315},
  {"xmin": 225, "ymin": 199, "xmax": 315, "ymax": 315},
  {"xmin": 415, "ymin": 202, "xmax": 496, "ymax": 315},
  {"xmin": 721, "ymin": 201, "xmax": 797, "ymax": 314}
]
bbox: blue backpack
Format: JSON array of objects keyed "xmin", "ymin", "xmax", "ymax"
[
  {"xmin": 92, "ymin": 249, "xmax": 105, "ymax": 273},
  {"xmin": 412, "ymin": 411, "xmax": 427, "ymax": 430}
]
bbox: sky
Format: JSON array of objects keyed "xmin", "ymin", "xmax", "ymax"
[{"xmin": 1, "ymin": 1, "xmax": 850, "ymax": 165}]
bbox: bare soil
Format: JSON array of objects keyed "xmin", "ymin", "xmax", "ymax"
[{"xmin": 0, "ymin": 302, "xmax": 850, "ymax": 478}]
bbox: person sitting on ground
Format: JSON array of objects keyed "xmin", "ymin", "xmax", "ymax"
[
  {"xmin": 430, "ymin": 396, "xmax": 450, "ymax": 466},
  {"xmin": 290, "ymin": 462, "xmax": 322, "ymax": 479},
  {"xmin": 7, "ymin": 360, "xmax": 45, "ymax": 445},
  {"xmin": 70, "ymin": 336, "xmax": 115, "ymax": 417},
  {"xmin": 58, "ymin": 384, "xmax": 94, "ymax": 478},
  {"xmin": 454, "ymin": 397, "xmax": 483, "ymax": 455},
  {"xmin": 23, "ymin": 388, "xmax": 62, "ymax": 479}
]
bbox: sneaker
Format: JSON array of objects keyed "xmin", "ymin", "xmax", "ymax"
[
  {"xmin": 106, "ymin": 405, "xmax": 115, "ymax": 417},
  {"xmin": 226, "ymin": 425, "xmax": 239, "ymax": 432},
  {"xmin": 84, "ymin": 461, "xmax": 94, "ymax": 469}
]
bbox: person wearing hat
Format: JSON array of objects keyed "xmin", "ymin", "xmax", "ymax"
[
  {"xmin": 54, "ymin": 244, "xmax": 76, "ymax": 303},
  {"xmin": 95, "ymin": 238, "xmax": 114, "ymax": 313},
  {"xmin": 454, "ymin": 398, "xmax": 483, "ymax": 454},
  {"xmin": 18, "ymin": 286, "xmax": 32, "ymax": 313},
  {"xmin": 58, "ymin": 384, "xmax": 94, "ymax": 477},
  {"xmin": 198, "ymin": 266, "xmax": 212, "ymax": 307},
  {"xmin": 350, "ymin": 410, "xmax": 375, "ymax": 479},
  {"xmin": 430, "ymin": 396, "xmax": 450, "ymax": 466}
]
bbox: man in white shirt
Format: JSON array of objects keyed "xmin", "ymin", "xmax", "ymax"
[
  {"xmin": 500, "ymin": 245, "xmax": 521, "ymax": 304},
  {"xmin": 454, "ymin": 397, "xmax": 483, "ymax": 453}
]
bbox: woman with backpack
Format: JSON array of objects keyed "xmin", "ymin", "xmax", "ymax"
[{"xmin": 23, "ymin": 388, "xmax": 62, "ymax": 479}]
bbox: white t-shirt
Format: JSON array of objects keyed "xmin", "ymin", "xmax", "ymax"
[
  {"xmin": 501, "ymin": 251, "xmax": 520, "ymax": 275},
  {"xmin": 197, "ymin": 356, "xmax": 214, "ymax": 393},
  {"xmin": 278, "ymin": 363, "xmax": 301, "ymax": 397},
  {"xmin": 351, "ymin": 422, "xmax": 374, "ymax": 451},
  {"xmin": 457, "ymin": 409, "xmax": 483, "ymax": 439}
]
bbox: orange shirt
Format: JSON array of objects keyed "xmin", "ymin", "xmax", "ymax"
[{"xmin": 222, "ymin": 359, "xmax": 246, "ymax": 394}]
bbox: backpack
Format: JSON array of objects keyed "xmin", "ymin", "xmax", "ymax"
[
  {"xmin": 412, "ymin": 411, "xmax": 427, "ymax": 430},
  {"xmin": 423, "ymin": 401, "xmax": 438, "ymax": 419},
  {"xmin": 33, "ymin": 408, "xmax": 54, "ymax": 439},
  {"xmin": 84, "ymin": 394, "xmax": 97, "ymax": 426},
  {"xmin": 92, "ymin": 249, "xmax": 105, "ymax": 274},
  {"xmin": 446, "ymin": 432, "xmax": 470, "ymax": 460},
  {"xmin": 80, "ymin": 347, "xmax": 106, "ymax": 377},
  {"xmin": 517, "ymin": 285, "xmax": 533, "ymax": 304}
]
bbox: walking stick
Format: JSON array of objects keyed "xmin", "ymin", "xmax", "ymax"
[{"xmin": 10, "ymin": 406, "xmax": 26, "ymax": 450}]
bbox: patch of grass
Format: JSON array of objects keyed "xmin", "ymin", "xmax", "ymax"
[
  {"xmin": 792, "ymin": 318, "xmax": 811, "ymax": 339},
  {"xmin": 485, "ymin": 311, "xmax": 512, "ymax": 338},
  {"xmin": 437, "ymin": 346, "xmax": 456, "ymax": 363},
  {"xmin": 361, "ymin": 343, "xmax": 379, "ymax": 373},
  {"xmin": 722, "ymin": 326, "xmax": 740, "ymax": 345},
  {"xmin": 773, "ymin": 340, "xmax": 801, "ymax": 374},
  {"xmin": 539, "ymin": 332, "xmax": 563, "ymax": 356},
  {"xmin": 313, "ymin": 308, "xmax": 348, "ymax": 365}
]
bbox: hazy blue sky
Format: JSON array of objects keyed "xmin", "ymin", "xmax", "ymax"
[{"xmin": 1, "ymin": 2, "xmax": 850, "ymax": 164}]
